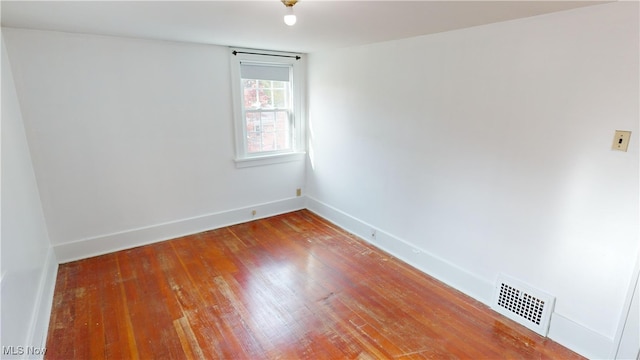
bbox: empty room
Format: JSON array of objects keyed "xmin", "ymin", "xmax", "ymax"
[{"xmin": 1, "ymin": 1, "xmax": 638, "ymax": 359}]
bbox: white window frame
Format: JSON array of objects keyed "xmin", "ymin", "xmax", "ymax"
[{"xmin": 230, "ymin": 48, "xmax": 305, "ymax": 168}]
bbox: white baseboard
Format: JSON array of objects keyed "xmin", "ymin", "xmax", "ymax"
[
  {"xmin": 26, "ymin": 248, "xmax": 58, "ymax": 359},
  {"xmin": 305, "ymin": 196, "xmax": 614, "ymax": 360},
  {"xmin": 548, "ymin": 312, "xmax": 614, "ymax": 359},
  {"xmin": 53, "ymin": 197, "xmax": 305, "ymax": 263}
]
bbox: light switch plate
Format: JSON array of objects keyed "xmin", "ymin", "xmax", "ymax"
[{"xmin": 612, "ymin": 130, "xmax": 631, "ymax": 152}]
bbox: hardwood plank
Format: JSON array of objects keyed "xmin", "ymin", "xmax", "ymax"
[
  {"xmin": 98, "ymin": 256, "xmax": 129, "ymax": 360},
  {"xmin": 45, "ymin": 210, "xmax": 585, "ymax": 359}
]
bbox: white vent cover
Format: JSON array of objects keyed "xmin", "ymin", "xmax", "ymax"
[{"xmin": 491, "ymin": 274, "xmax": 555, "ymax": 336}]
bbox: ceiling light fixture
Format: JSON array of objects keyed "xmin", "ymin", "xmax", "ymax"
[{"xmin": 282, "ymin": 0, "xmax": 298, "ymax": 26}]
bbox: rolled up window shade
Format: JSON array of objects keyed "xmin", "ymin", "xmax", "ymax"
[{"xmin": 240, "ymin": 63, "xmax": 290, "ymax": 82}]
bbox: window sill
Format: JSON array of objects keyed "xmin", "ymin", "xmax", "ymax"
[{"xmin": 234, "ymin": 152, "xmax": 306, "ymax": 168}]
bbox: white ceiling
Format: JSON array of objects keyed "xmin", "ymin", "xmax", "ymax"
[{"xmin": 1, "ymin": 1, "xmax": 608, "ymax": 53}]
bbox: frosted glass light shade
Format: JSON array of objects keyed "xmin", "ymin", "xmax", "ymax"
[
  {"xmin": 284, "ymin": 7, "xmax": 296, "ymax": 26},
  {"xmin": 284, "ymin": 14, "xmax": 297, "ymax": 26}
]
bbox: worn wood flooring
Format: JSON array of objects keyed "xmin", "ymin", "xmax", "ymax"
[{"xmin": 45, "ymin": 210, "xmax": 584, "ymax": 359}]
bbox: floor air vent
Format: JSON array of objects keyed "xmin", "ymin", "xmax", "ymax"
[{"xmin": 491, "ymin": 274, "xmax": 555, "ymax": 336}]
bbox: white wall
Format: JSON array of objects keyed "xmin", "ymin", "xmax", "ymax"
[
  {"xmin": 2, "ymin": 29, "xmax": 306, "ymax": 262},
  {"xmin": 306, "ymin": 2, "xmax": 638, "ymax": 358},
  {"xmin": 1, "ymin": 33, "xmax": 58, "ymax": 358}
]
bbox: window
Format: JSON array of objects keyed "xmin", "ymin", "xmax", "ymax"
[{"xmin": 230, "ymin": 49, "xmax": 305, "ymax": 167}]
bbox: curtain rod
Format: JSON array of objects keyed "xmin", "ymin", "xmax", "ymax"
[{"xmin": 232, "ymin": 50, "xmax": 301, "ymax": 60}]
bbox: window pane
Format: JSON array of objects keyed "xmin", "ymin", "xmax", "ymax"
[
  {"xmin": 272, "ymin": 89, "xmax": 287, "ymax": 108},
  {"xmin": 242, "ymin": 80, "xmax": 258, "ymax": 108},
  {"xmin": 245, "ymin": 110, "xmax": 291, "ymax": 153},
  {"xmin": 245, "ymin": 112, "xmax": 261, "ymax": 153}
]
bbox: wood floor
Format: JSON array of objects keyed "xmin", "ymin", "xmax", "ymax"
[{"xmin": 46, "ymin": 210, "xmax": 584, "ymax": 359}]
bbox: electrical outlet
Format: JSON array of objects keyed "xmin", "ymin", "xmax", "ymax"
[
  {"xmin": 296, "ymin": 188, "xmax": 302, "ymax": 197},
  {"xmin": 251, "ymin": 210, "xmax": 257, "ymax": 216},
  {"xmin": 612, "ymin": 130, "xmax": 631, "ymax": 152}
]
